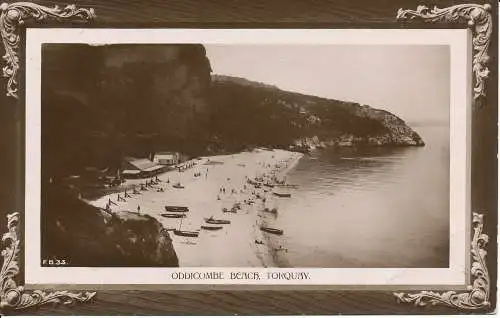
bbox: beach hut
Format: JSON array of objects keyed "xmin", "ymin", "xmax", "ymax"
[
  {"xmin": 153, "ymin": 151, "xmax": 181, "ymax": 166},
  {"xmin": 122, "ymin": 157, "xmax": 164, "ymax": 178},
  {"xmin": 122, "ymin": 169, "xmax": 141, "ymax": 179}
]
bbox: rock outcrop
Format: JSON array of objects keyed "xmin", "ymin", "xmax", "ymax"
[
  {"xmin": 42, "ymin": 183, "xmax": 178, "ymax": 267},
  {"xmin": 351, "ymin": 105, "xmax": 424, "ymax": 146}
]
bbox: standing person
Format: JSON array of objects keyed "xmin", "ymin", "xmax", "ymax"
[{"xmin": 137, "ymin": 205, "xmax": 141, "ymax": 214}]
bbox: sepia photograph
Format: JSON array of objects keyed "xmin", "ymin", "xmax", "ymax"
[
  {"xmin": 0, "ymin": 0, "xmax": 493, "ymax": 314},
  {"xmin": 39, "ymin": 41, "xmax": 451, "ymax": 269},
  {"xmin": 0, "ymin": 0, "xmax": 495, "ymax": 313}
]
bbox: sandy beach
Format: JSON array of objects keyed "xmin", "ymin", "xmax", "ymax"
[{"xmin": 89, "ymin": 149, "xmax": 303, "ymax": 267}]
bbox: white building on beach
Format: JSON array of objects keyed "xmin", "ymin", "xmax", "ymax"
[
  {"xmin": 153, "ymin": 151, "xmax": 181, "ymax": 166},
  {"xmin": 121, "ymin": 157, "xmax": 165, "ymax": 179}
]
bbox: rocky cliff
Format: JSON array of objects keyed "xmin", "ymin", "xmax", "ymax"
[
  {"xmin": 209, "ymin": 75, "xmax": 424, "ymax": 151},
  {"xmin": 42, "ymin": 44, "xmax": 212, "ymax": 178},
  {"xmin": 41, "ymin": 44, "xmax": 211, "ymax": 267},
  {"xmin": 41, "ymin": 183, "xmax": 178, "ymax": 267}
]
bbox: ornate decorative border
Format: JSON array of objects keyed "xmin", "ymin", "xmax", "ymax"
[
  {"xmin": 0, "ymin": 1, "xmax": 494, "ymax": 315},
  {"xmin": 0, "ymin": 212, "xmax": 96, "ymax": 314},
  {"xmin": 394, "ymin": 212, "xmax": 490, "ymax": 310},
  {"xmin": 1, "ymin": 212, "xmax": 490, "ymax": 313},
  {"xmin": 394, "ymin": 3, "xmax": 493, "ymax": 310},
  {"xmin": 0, "ymin": 2, "xmax": 96, "ymax": 314},
  {"xmin": 396, "ymin": 3, "xmax": 492, "ymax": 102},
  {"xmin": 0, "ymin": 1, "xmax": 95, "ymax": 98}
]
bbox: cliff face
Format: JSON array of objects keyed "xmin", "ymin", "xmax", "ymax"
[
  {"xmin": 351, "ymin": 105, "xmax": 424, "ymax": 146},
  {"xmin": 41, "ymin": 44, "xmax": 210, "ymax": 267},
  {"xmin": 209, "ymin": 75, "xmax": 424, "ymax": 151},
  {"xmin": 42, "ymin": 184, "xmax": 178, "ymax": 267},
  {"xmin": 42, "ymin": 44, "xmax": 212, "ymax": 178},
  {"xmin": 42, "ymin": 45, "xmax": 423, "ymax": 173}
]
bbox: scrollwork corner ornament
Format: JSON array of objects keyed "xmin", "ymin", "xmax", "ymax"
[
  {"xmin": 397, "ymin": 3, "xmax": 492, "ymax": 103},
  {"xmin": 394, "ymin": 212, "xmax": 490, "ymax": 311},
  {"xmin": 0, "ymin": 212, "xmax": 96, "ymax": 314},
  {"xmin": 0, "ymin": 2, "xmax": 96, "ymax": 98}
]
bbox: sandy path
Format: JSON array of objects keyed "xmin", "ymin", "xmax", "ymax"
[{"xmin": 89, "ymin": 149, "xmax": 303, "ymax": 267}]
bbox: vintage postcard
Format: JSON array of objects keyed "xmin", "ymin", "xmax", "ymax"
[
  {"xmin": 0, "ymin": 0, "xmax": 496, "ymax": 315},
  {"xmin": 24, "ymin": 29, "xmax": 469, "ymax": 287}
]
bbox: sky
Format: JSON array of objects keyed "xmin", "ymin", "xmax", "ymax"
[{"xmin": 204, "ymin": 45, "xmax": 450, "ymax": 124}]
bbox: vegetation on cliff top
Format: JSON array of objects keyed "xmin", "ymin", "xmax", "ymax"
[{"xmin": 208, "ymin": 75, "xmax": 424, "ymax": 152}]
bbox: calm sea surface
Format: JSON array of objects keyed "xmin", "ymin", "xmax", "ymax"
[{"xmin": 272, "ymin": 125, "xmax": 450, "ymax": 268}]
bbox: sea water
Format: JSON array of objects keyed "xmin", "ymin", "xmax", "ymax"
[{"xmin": 270, "ymin": 125, "xmax": 450, "ymax": 268}]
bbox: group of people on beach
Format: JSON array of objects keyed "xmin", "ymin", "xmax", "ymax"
[
  {"xmin": 102, "ymin": 157, "xmax": 212, "ymax": 217},
  {"xmin": 100, "ymin": 152, "xmax": 299, "ymax": 261},
  {"xmin": 194, "ymin": 168, "xmax": 208, "ymax": 179},
  {"xmin": 177, "ymin": 160, "xmax": 197, "ymax": 172},
  {"xmin": 208, "ymin": 155, "xmax": 301, "ymax": 256}
]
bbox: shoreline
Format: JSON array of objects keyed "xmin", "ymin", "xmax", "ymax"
[{"xmin": 88, "ymin": 148, "xmax": 303, "ymax": 267}]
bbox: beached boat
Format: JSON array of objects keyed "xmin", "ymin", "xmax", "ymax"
[
  {"xmin": 172, "ymin": 183, "xmax": 185, "ymax": 189},
  {"xmin": 201, "ymin": 225, "xmax": 223, "ymax": 231},
  {"xmin": 222, "ymin": 207, "xmax": 237, "ymax": 213},
  {"xmin": 260, "ymin": 226, "xmax": 284, "ymax": 235},
  {"xmin": 165, "ymin": 205, "xmax": 189, "ymax": 212},
  {"xmin": 276, "ymin": 184, "xmax": 299, "ymax": 189},
  {"xmin": 173, "ymin": 230, "xmax": 199, "ymax": 237},
  {"xmin": 204, "ymin": 217, "xmax": 231, "ymax": 225},
  {"xmin": 247, "ymin": 179, "xmax": 262, "ymax": 187},
  {"xmin": 161, "ymin": 213, "xmax": 186, "ymax": 218},
  {"xmin": 173, "ymin": 217, "xmax": 199, "ymax": 237},
  {"xmin": 273, "ymin": 192, "xmax": 291, "ymax": 198},
  {"xmin": 263, "ymin": 207, "xmax": 278, "ymax": 214},
  {"xmin": 160, "ymin": 227, "xmax": 176, "ymax": 235}
]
